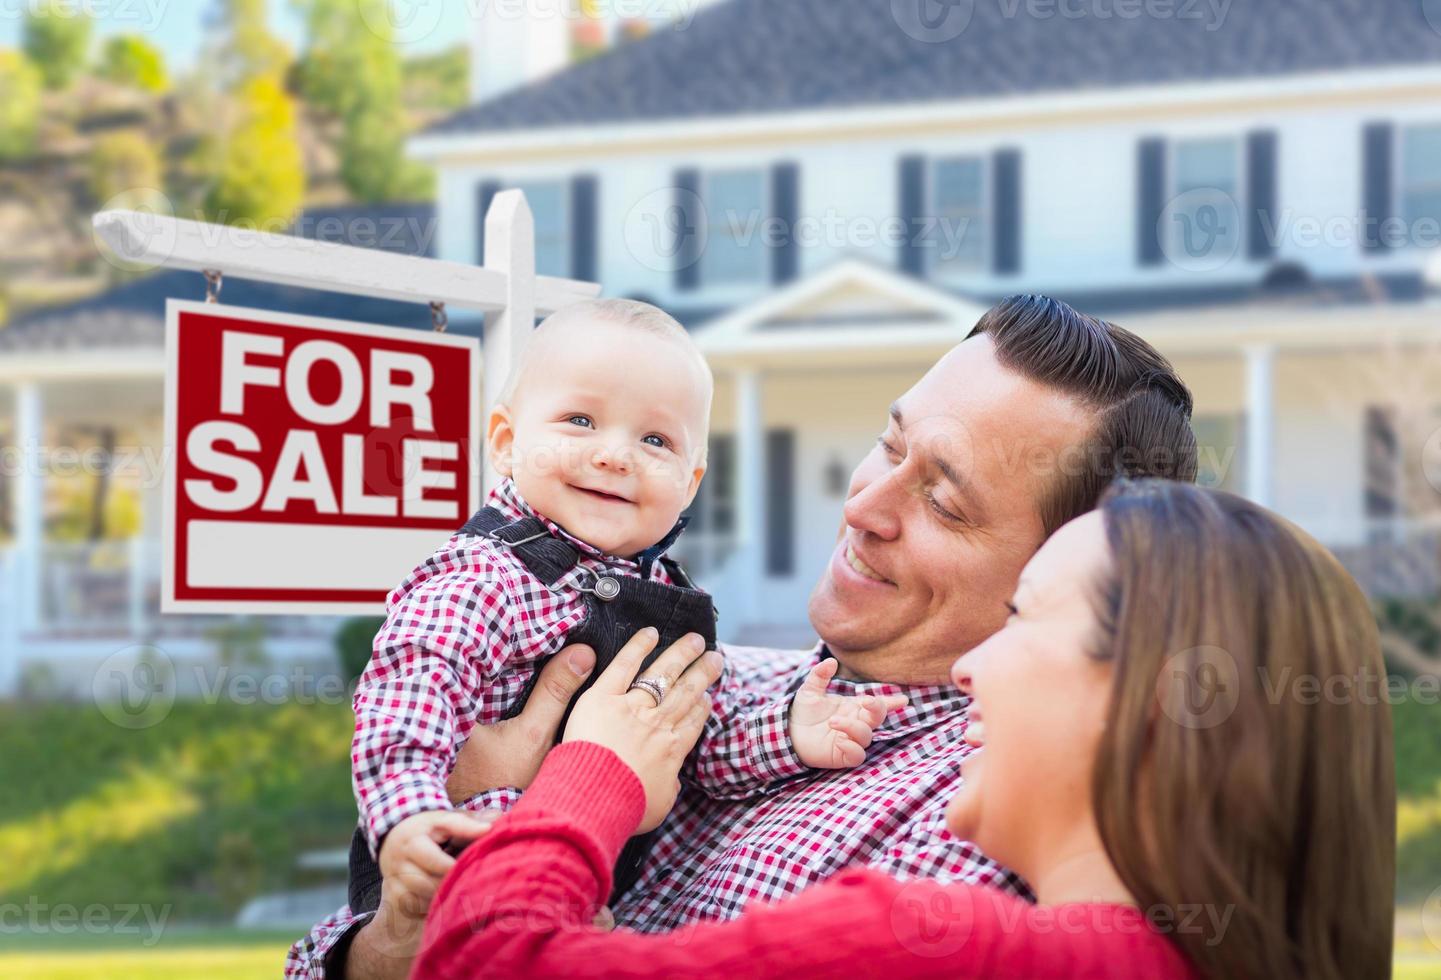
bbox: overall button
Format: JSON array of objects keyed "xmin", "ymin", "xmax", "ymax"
[{"xmin": 594, "ymin": 576, "xmax": 622, "ymax": 601}]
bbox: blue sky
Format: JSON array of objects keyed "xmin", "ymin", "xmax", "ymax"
[{"xmin": 0, "ymin": 0, "xmax": 473, "ymax": 72}]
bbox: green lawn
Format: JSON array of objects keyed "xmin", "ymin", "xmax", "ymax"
[
  {"xmin": 1397, "ymin": 697, "xmax": 1441, "ymax": 905},
  {"xmin": 1395, "ymin": 961, "xmax": 1441, "ymax": 980},
  {"xmin": 0, "ymin": 929, "xmax": 296, "ymax": 980},
  {"xmin": 0, "ymin": 700, "xmax": 356, "ymax": 922}
]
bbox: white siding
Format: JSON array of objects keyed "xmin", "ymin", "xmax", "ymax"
[{"xmin": 434, "ymin": 88, "xmax": 1441, "ymax": 305}]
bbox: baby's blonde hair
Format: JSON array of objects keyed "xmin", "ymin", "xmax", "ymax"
[{"xmin": 499, "ymin": 298, "xmax": 714, "ymax": 459}]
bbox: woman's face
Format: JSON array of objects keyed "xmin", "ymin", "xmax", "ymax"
[{"xmin": 944, "ymin": 511, "xmax": 1115, "ymax": 878}]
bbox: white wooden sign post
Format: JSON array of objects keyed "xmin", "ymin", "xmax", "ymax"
[{"xmin": 92, "ymin": 192, "xmax": 601, "ymax": 615}]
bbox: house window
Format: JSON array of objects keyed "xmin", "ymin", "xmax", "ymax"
[
  {"xmin": 931, "ymin": 156, "xmax": 987, "ymax": 273},
  {"xmin": 510, "ymin": 180, "xmax": 569, "ymax": 278},
  {"xmin": 1191, "ymin": 414, "xmax": 1245, "ymax": 493},
  {"xmin": 703, "ymin": 169, "xmax": 768, "ymax": 286},
  {"xmin": 1400, "ymin": 124, "xmax": 1441, "ymax": 240},
  {"xmin": 1169, "ymin": 137, "xmax": 1242, "ymax": 264}
]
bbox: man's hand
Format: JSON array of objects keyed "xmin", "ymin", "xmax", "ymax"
[
  {"xmin": 789, "ymin": 659, "xmax": 908, "ymax": 769},
  {"xmin": 445, "ymin": 644, "xmax": 597, "ymax": 803}
]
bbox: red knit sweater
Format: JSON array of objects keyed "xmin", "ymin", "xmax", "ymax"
[{"xmin": 414, "ymin": 742, "xmax": 1197, "ymax": 979}]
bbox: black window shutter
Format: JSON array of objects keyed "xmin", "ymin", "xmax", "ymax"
[
  {"xmin": 674, "ymin": 168, "xmax": 702, "ymax": 292},
  {"xmin": 771, "ymin": 162, "xmax": 801, "ymax": 285},
  {"xmin": 570, "ymin": 174, "xmax": 599, "ymax": 282},
  {"xmin": 1136, "ymin": 139, "xmax": 1166, "ymax": 266},
  {"xmin": 1364, "ymin": 405, "xmax": 1399, "ymax": 518},
  {"xmin": 898, "ymin": 155, "xmax": 928, "ymax": 277},
  {"xmin": 711, "ymin": 435, "xmax": 735, "ymax": 535},
  {"xmin": 991, "ymin": 148, "xmax": 1022, "ymax": 275},
  {"xmin": 685, "ymin": 433, "xmax": 735, "ymax": 535},
  {"xmin": 1246, "ymin": 130, "xmax": 1278, "ymax": 261},
  {"xmin": 1362, "ymin": 122, "xmax": 1395, "ymax": 255},
  {"xmin": 765, "ymin": 429, "xmax": 795, "ymax": 577},
  {"xmin": 475, "ymin": 181, "xmax": 501, "ymax": 264}
]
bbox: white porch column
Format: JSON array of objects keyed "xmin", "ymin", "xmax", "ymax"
[
  {"xmin": 0, "ymin": 547, "xmax": 15, "ymax": 696},
  {"xmin": 14, "ymin": 380, "xmax": 43, "ymax": 637},
  {"xmin": 1244, "ymin": 345, "xmax": 1275, "ymax": 508},
  {"xmin": 734, "ymin": 368, "xmax": 765, "ymax": 624}
]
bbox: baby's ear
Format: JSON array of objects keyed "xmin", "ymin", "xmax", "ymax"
[
  {"xmin": 681, "ymin": 459, "xmax": 707, "ymax": 510},
  {"xmin": 487, "ymin": 404, "xmax": 516, "ymax": 478}
]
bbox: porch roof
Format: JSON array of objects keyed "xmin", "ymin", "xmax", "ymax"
[{"xmin": 691, "ymin": 259, "xmax": 1441, "ymax": 368}]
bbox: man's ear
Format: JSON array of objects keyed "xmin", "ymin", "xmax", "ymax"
[{"xmin": 487, "ymin": 404, "xmax": 516, "ymax": 478}]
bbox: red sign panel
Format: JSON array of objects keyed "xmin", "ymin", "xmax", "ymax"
[{"xmin": 163, "ymin": 300, "xmax": 481, "ymax": 614}]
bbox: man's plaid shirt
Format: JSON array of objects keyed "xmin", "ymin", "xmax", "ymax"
[
  {"xmin": 286, "ymin": 637, "xmax": 1025, "ymax": 977},
  {"xmin": 608, "ymin": 644, "xmax": 1027, "ymax": 931}
]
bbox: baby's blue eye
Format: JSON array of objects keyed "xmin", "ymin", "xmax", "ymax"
[
  {"xmin": 568, "ymin": 416, "xmax": 593, "ymax": 428},
  {"xmin": 643, "ymin": 434, "xmax": 668, "ymax": 449}
]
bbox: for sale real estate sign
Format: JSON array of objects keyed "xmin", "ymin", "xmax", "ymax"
[{"xmin": 163, "ymin": 300, "xmax": 481, "ymax": 614}]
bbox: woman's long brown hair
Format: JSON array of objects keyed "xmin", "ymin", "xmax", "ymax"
[{"xmin": 1091, "ymin": 480, "xmax": 1395, "ymax": 980}]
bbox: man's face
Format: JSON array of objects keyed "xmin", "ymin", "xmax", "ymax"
[{"xmin": 807, "ymin": 334, "xmax": 1096, "ymax": 685}]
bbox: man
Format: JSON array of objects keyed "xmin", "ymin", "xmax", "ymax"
[{"xmin": 286, "ymin": 295, "xmax": 1198, "ymax": 978}]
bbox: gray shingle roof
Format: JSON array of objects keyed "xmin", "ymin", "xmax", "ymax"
[{"xmin": 425, "ymin": 0, "xmax": 1441, "ymax": 137}]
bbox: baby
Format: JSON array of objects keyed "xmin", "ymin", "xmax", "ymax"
[{"xmin": 349, "ymin": 298, "xmax": 905, "ymax": 907}]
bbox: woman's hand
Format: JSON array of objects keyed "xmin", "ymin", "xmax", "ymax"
[
  {"xmin": 446, "ymin": 644, "xmax": 598, "ymax": 803},
  {"xmin": 563, "ymin": 628, "xmax": 722, "ymax": 832}
]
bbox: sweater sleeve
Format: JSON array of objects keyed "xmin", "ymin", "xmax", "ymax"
[{"xmin": 413, "ymin": 742, "xmax": 1195, "ymax": 980}]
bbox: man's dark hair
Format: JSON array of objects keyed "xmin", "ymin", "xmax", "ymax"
[{"xmin": 967, "ymin": 294, "xmax": 1198, "ymax": 536}]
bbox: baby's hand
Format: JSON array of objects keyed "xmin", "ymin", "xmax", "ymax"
[
  {"xmin": 789, "ymin": 659, "xmax": 908, "ymax": 769},
  {"xmin": 377, "ymin": 810, "xmax": 499, "ymax": 917}
]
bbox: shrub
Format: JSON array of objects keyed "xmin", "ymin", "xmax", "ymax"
[{"xmin": 335, "ymin": 616, "xmax": 385, "ymax": 684}]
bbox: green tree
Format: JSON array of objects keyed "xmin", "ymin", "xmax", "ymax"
[
  {"xmin": 294, "ymin": 0, "xmax": 428, "ymax": 202},
  {"xmin": 97, "ymin": 34, "xmax": 169, "ymax": 92},
  {"xmin": 88, "ymin": 131, "xmax": 163, "ymax": 207},
  {"xmin": 22, "ymin": 0, "xmax": 91, "ymax": 89},
  {"xmin": 402, "ymin": 45, "xmax": 469, "ymax": 112},
  {"xmin": 0, "ymin": 50, "xmax": 43, "ymax": 160},
  {"xmin": 293, "ymin": 0, "xmax": 383, "ymax": 119},
  {"xmin": 213, "ymin": 0, "xmax": 291, "ymax": 86},
  {"xmin": 338, "ymin": 104, "xmax": 433, "ymax": 203},
  {"xmin": 202, "ymin": 75, "xmax": 305, "ymax": 227}
]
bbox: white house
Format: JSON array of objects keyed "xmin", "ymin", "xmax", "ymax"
[
  {"xmin": 3, "ymin": 0, "xmax": 1441, "ymax": 690},
  {"xmin": 402, "ymin": 0, "xmax": 1441, "ymax": 643}
]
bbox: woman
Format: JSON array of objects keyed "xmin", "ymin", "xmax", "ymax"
[{"xmin": 412, "ymin": 481, "xmax": 1396, "ymax": 979}]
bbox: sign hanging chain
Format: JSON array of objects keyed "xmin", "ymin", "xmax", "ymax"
[
  {"xmin": 203, "ymin": 269, "xmax": 223, "ymax": 304},
  {"xmin": 430, "ymin": 301, "xmax": 448, "ymax": 333}
]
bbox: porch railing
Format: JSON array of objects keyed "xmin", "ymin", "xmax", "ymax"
[
  {"xmin": 1333, "ymin": 518, "xmax": 1441, "ymax": 598},
  {"xmin": 13, "ymin": 539, "xmax": 336, "ymax": 639}
]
